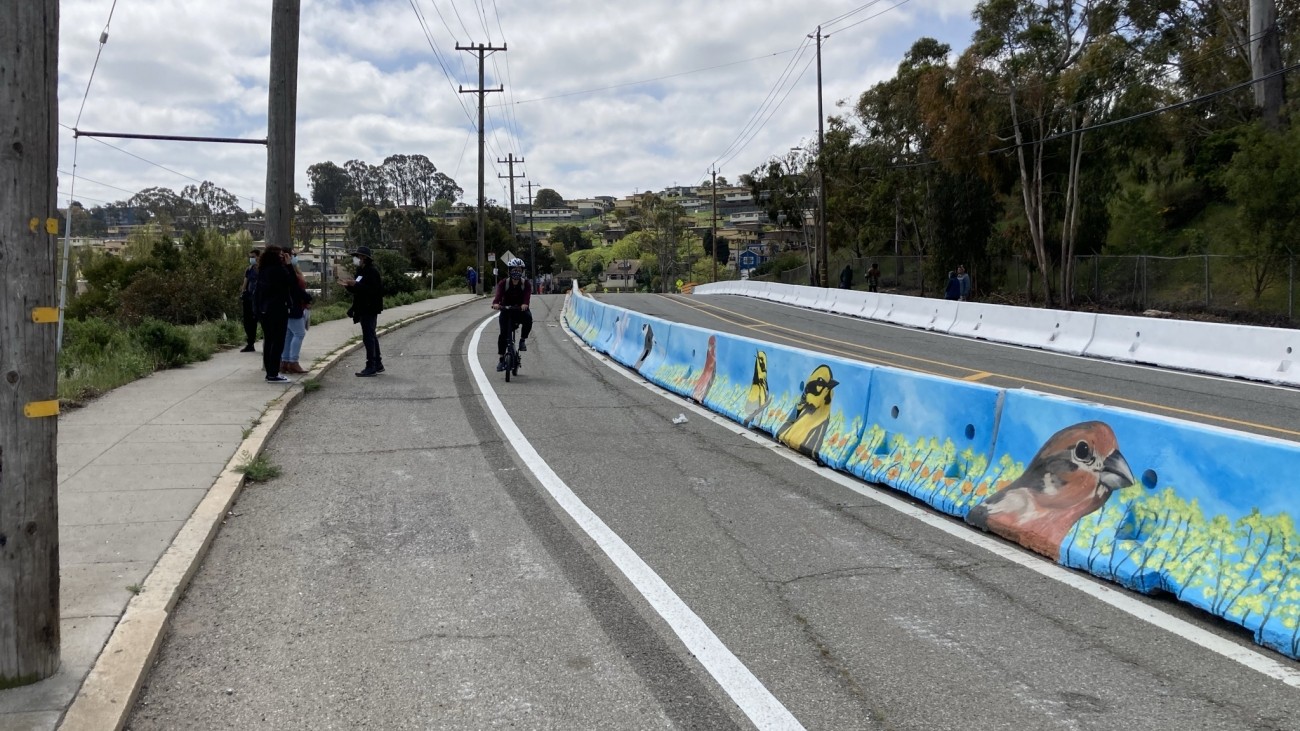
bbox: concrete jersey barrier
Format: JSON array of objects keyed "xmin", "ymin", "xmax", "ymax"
[
  {"xmin": 693, "ymin": 280, "xmax": 1300, "ymax": 386},
  {"xmin": 568, "ymin": 291, "xmax": 1300, "ymax": 661}
]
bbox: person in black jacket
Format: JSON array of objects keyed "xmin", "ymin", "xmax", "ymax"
[
  {"xmin": 342, "ymin": 246, "xmax": 385, "ymax": 377},
  {"xmin": 239, "ymin": 248, "xmax": 260, "ymax": 352},
  {"xmin": 254, "ymin": 245, "xmax": 295, "ymax": 382}
]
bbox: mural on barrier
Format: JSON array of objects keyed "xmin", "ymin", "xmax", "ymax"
[
  {"xmin": 965, "ymin": 421, "xmax": 1135, "ymax": 560},
  {"xmin": 777, "ymin": 364, "xmax": 838, "ymax": 456},
  {"xmin": 562, "ymin": 292, "xmax": 1300, "ymax": 661}
]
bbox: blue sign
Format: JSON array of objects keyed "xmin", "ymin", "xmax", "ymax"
[{"xmin": 738, "ymin": 250, "xmax": 761, "ymax": 271}]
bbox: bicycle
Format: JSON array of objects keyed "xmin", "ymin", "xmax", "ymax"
[{"xmin": 499, "ymin": 305, "xmax": 523, "ymax": 381}]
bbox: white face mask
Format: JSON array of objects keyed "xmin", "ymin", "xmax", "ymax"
[
  {"xmin": 249, "ymin": 257, "xmax": 256, "ymax": 265},
  {"xmin": 291, "ymin": 256, "xmax": 299, "ymax": 264},
  {"xmin": 352, "ymin": 257, "xmax": 361, "ymax": 267}
]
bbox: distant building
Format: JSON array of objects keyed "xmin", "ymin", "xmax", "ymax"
[{"xmin": 600, "ymin": 259, "xmax": 641, "ymax": 291}]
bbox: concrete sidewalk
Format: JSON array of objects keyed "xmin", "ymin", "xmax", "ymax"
[{"xmin": 0, "ymin": 293, "xmax": 480, "ymax": 731}]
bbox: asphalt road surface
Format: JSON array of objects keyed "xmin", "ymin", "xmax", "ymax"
[{"xmin": 127, "ymin": 293, "xmax": 1300, "ymax": 730}]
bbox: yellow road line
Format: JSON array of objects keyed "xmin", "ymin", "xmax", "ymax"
[{"xmin": 658, "ymin": 294, "xmax": 1300, "ymax": 439}]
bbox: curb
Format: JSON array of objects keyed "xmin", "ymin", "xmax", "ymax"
[{"xmin": 56, "ymin": 296, "xmax": 479, "ymax": 731}]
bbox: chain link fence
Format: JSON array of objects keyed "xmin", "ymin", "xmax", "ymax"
[{"xmin": 749, "ymin": 253, "xmax": 1298, "ymax": 325}]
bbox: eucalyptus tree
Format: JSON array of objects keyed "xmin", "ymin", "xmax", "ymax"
[{"xmin": 967, "ymin": 0, "xmax": 1129, "ymax": 305}]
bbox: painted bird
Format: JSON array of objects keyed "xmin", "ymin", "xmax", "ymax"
[
  {"xmin": 742, "ymin": 350, "xmax": 770, "ymax": 428},
  {"xmin": 634, "ymin": 324, "xmax": 655, "ymax": 371},
  {"xmin": 777, "ymin": 365, "xmax": 838, "ymax": 457},
  {"xmin": 965, "ymin": 421, "xmax": 1136, "ymax": 560},
  {"xmin": 691, "ymin": 336, "xmax": 718, "ymax": 402}
]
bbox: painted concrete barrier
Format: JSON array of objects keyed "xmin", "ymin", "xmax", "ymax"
[
  {"xmin": 567, "ymin": 288, "xmax": 1300, "ymax": 660},
  {"xmin": 693, "ymin": 280, "xmax": 1300, "ymax": 386}
]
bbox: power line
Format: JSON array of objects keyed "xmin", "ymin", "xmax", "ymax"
[{"xmin": 495, "ymin": 48, "xmax": 802, "ymax": 107}]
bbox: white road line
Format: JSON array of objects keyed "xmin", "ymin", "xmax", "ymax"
[
  {"xmin": 561, "ymin": 316, "xmax": 1300, "ymax": 689},
  {"xmin": 469, "ymin": 315, "xmax": 806, "ymax": 731}
]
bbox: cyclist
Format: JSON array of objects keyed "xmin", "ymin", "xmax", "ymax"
[{"xmin": 491, "ymin": 257, "xmax": 533, "ymax": 371}]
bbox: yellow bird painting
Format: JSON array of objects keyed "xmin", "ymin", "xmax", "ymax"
[
  {"xmin": 742, "ymin": 350, "xmax": 769, "ymax": 427},
  {"xmin": 777, "ymin": 364, "xmax": 839, "ymax": 456}
]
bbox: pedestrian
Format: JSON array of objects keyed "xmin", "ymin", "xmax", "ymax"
[
  {"xmin": 956, "ymin": 264, "xmax": 971, "ymax": 301},
  {"xmin": 280, "ymin": 247, "xmax": 313, "ymax": 374},
  {"xmin": 239, "ymin": 248, "xmax": 260, "ymax": 352},
  {"xmin": 944, "ymin": 270, "xmax": 961, "ymax": 301},
  {"xmin": 866, "ymin": 262, "xmax": 881, "ymax": 293},
  {"xmin": 254, "ymin": 245, "xmax": 294, "ymax": 382},
  {"xmin": 839, "ymin": 263, "xmax": 853, "ymax": 289},
  {"xmin": 343, "ymin": 246, "xmax": 385, "ymax": 377},
  {"xmin": 467, "ymin": 266, "xmax": 478, "ymax": 294}
]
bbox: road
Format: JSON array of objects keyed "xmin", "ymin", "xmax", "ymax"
[{"xmin": 127, "ymin": 293, "xmax": 1300, "ymax": 730}]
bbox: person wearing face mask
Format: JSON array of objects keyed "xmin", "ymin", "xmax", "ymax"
[
  {"xmin": 253, "ymin": 245, "xmax": 295, "ymax": 382},
  {"xmin": 341, "ymin": 246, "xmax": 384, "ymax": 377},
  {"xmin": 490, "ymin": 257, "xmax": 533, "ymax": 371},
  {"xmin": 239, "ymin": 248, "xmax": 260, "ymax": 352},
  {"xmin": 280, "ymin": 247, "xmax": 313, "ymax": 374}
]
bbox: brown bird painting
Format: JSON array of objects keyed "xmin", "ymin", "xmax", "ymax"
[
  {"xmin": 965, "ymin": 421, "xmax": 1136, "ymax": 560},
  {"xmin": 691, "ymin": 335, "xmax": 718, "ymax": 402}
]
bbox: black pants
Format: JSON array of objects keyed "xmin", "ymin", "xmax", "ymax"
[
  {"xmin": 497, "ymin": 309, "xmax": 533, "ymax": 355},
  {"xmin": 359, "ymin": 314, "xmax": 381, "ymax": 366},
  {"xmin": 242, "ymin": 298, "xmax": 258, "ymax": 346},
  {"xmin": 260, "ymin": 312, "xmax": 288, "ymax": 377}
]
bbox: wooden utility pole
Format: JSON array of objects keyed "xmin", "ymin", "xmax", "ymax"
[
  {"xmin": 1, "ymin": 0, "xmax": 61, "ymax": 685},
  {"xmin": 497, "ymin": 153, "xmax": 524, "ymax": 264},
  {"xmin": 810, "ymin": 25, "xmax": 829, "ymax": 288},
  {"xmin": 523, "ymin": 180, "xmax": 539, "ymax": 282},
  {"xmin": 711, "ymin": 168, "xmax": 718, "ymax": 283},
  {"xmin": 265, "ymin": 0, "xmax": 300, "ymax": 250},
  {"xmin": 458, "ymin": 42, "xmax": 506, "ymax": 295}
]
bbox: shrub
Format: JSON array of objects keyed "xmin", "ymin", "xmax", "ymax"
[{"xmin": 132, "ymin": 319, "xmax": 193, "ymax": 368}]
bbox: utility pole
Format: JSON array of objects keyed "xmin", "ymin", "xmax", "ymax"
[
  {"xmin": 711, "ymin": 168, "xmax": 719, "ymax": 283},
  {"xmin": 809, "ymin": 25, "xmax": 829, "ymax": 288},
  {"xmin": 498, "ymin": 153, "xmax": 524, "ymax": 274},
  {"xmin": 265, "ymin": 0, "xmax": 300, "ymax": 251},
  {"xmin": 458, "ymin": 42, "xmax": 506, "ymax": 295},
  {"xmin": 1, "ymin": 0, "xmax": 61, "ymax": 685},
  {"xmin": 524, "ymin": 180, "xmax": 539, "ymax": 282},
  {"xmin": 1250, "ymin": 0, "xmax": 1284, "ymax": 129}
]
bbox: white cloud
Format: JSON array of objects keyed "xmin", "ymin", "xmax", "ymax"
[{"xmin": 56, "ymin": 0, "xmax": 978, "ymax": 210}]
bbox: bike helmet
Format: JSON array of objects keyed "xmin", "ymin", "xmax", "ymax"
[{"xmin": 507, "ymin": 257, "xmax": 525, "ymax": 278}]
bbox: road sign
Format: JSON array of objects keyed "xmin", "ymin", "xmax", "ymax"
[
  {"xmin": 738, "ymin": 250, "xmax": 762, "ymax": 271},
  {"xmin": 488, "ymin": 253, "xmax": 496, "ymax": 261}
]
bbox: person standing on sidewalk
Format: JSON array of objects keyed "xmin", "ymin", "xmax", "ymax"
[
  {"xmin": 239, "ymin": 248, "xmax": 260, "ymax": 352},
  {"xmin": 342, "ymin": 246, "xmax": 385, "ymax": 377},
  {"xmin": 254, "ymin": 245, "xmax": 295, "ymax": 382},
  {"xmin": 467, "ymin": 266, "xmax": 478, "ymax": 294},
  {"xmin": 280, "ymin": 247, "xmax": 313, "ymax": 374}
]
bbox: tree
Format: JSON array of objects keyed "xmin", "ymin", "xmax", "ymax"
[
  {"xmin": 1223, "ymin": 125, "xmax": 1300, "ymax": 300},
  {"xmin": 534, "ymin": 188, "xmax": 564, "ymax": 209},
  {"xmin": 549, "ymin": 224, "xmax": 588, "ymax": 252},
  {"xmin": 180, "ymin": 180, "xmax": 244, "ymax": 233},
  {"xmin": 347, "ymin": 207, "xmax": 383, "ymax": 250},
  {"xmin": 968, "ymin": 0, "xmax": 1126, "ymax": 305},
  {"xmin": 307, "ymin": 161, "xmax": 352, "ymax": 214},
  {"xmin": 293, "ymin": 199, "xmax": 323, "ymax": 251}
]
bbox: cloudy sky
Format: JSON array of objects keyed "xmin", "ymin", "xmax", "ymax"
[{"xmin": 56, "ymin": 0, "xmax": 979, "ymax": 213}]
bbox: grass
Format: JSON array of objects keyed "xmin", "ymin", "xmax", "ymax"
[
  {"xmin": 126, "ymin": 584, "xmax": 143, "ymax": 595},
  {"xmin": 302, "ymin": 378, "xmax": 322, "ymax": 393},
  {"xmin": 235, "ymin": 453, "xmax": 281, "ymax": 483},
  {"xmin": 58, "ymin": 289, "xmax": 457, "ymax": 406}
]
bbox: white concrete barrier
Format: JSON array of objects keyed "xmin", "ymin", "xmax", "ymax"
[
  {"xmin": 877, "ymin": 294, "xmax": 961, "ymax": 331},
  {"xmin": 1086, "ymin": 314, "xmax": 1300, "ymax": 385},
  {"xmin": 950, "ymin": 302, "xmax": 1098, "ymax": 355},
  {"xmin": 692, "ymin": 281, "xmax": 1300, "ymax": 386}
]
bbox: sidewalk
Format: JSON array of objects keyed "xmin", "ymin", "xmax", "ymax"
[{"xmin": 0, "ymin": 293, "xmax": 479, "ymax": 731}]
